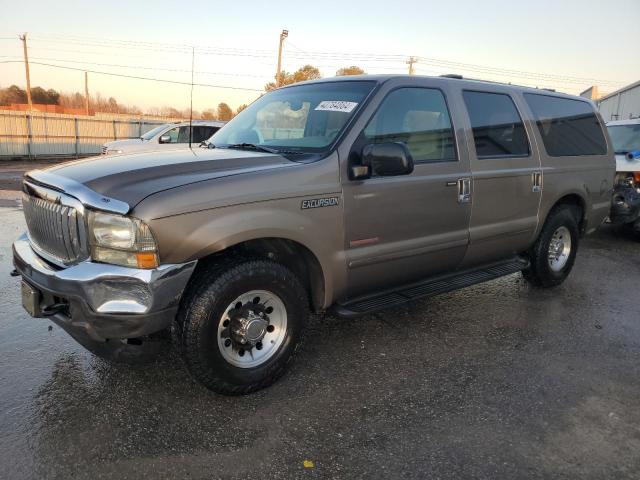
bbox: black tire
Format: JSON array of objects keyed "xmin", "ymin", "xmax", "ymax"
[
  {"xmin": 522, "ymin": 206, "xmax": 580, "ymax": 288},
  {"xmin": 177, "ymin": 259, "xmax": 309, "ymax": 395}
]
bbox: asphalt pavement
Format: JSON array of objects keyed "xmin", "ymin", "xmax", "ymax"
[{"xmin": 1, "ymin": 204, "xmax": 639, "ymax": 479}]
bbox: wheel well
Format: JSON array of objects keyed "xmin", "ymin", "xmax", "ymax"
[
  {"xmin": 550, "ymin": 194, "xmax": 586, "ymax": 234},
  {"xmin": 194, "ymin": 238, "xmax": 325, "ymax": 312}
]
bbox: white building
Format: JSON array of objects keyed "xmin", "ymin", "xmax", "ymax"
[{"xmin": 595, "ymin": 80, "xmax": 640, "ymax": 121}]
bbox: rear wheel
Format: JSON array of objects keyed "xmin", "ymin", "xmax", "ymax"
[
  {"xmin": 522, "ymin": 206, "xmax": 580, "ymax": 287},
  {"xmin": 177, "ymin": 259, "xmax": 308, "ymax": 395}
]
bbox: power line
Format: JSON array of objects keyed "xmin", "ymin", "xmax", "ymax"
[
  {"xmin": 2, "ymin": 32, "xmax": 626, "ymax": 89},
  {"xmin": 0, "ymin": 55, "xmax": 270, "ymax": 78},
  {"xmin": 28, "ymin": 33, "xmax": 615, "ymax": 84},
  {"xmin": 0, "ymin": 60, "xmax": 264, "ymax": 91},
  {"xmin": 12, "ymin": 46, "xmax": 626, "ymax": 88},
  {"xmin": 413, "ymin": 56, "xmax": 622, "ymax": 86}
]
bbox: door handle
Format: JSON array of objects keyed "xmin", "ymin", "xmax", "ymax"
[
  {"xmin": 532, "ymin": 171, "xmax": 542, "ymax": 193},
  {"xmin": 457, "ymin": 177, "xmax": 471, "ymax": 203},
  {"xmin": 446, "ymin": 181, "xmax": 458, "ymax": 187}
]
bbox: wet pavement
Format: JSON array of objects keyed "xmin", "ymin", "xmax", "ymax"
[
  {"xmin": 1, "ymin": 205, "xmax": 639, "ymax": 479},
  {"xmin": 0, "ymin": 159, "xmax": 70, "ymax": 192}
]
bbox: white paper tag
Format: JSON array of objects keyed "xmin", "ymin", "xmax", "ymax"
[{"xmin": 314, "ymin": 101, "xmax": 358, "ymax": 113}]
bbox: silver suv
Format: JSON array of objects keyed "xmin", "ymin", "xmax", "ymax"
[
  {"xmin": 102, "ymin": 120, "xmax": 225, "ymax": 155},
  {"xmin": 14, "ymin": 75, "xmax": 615, "ymax": 395}
]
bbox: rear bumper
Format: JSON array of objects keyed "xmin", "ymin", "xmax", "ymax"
[{"xmin": 13, "ymin": 233, "xmax": 196, "ymax": 342}]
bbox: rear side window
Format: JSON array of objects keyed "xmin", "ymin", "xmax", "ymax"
[
  {"xmin": 363, "ymin": 87, "xmax": 457, "ymax": 163},
  {"xmin": 463, "ymin": 91, "xmax": 530, "ymax": 159},
  {"xmin": 523, "ymin": 94, "xmax": 607, "ymax": 157},
  {"xmin": 192, "ymin": 126, "xmax": 218, "ymax": 143}
]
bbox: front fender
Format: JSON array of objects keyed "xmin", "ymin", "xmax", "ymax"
[{"xmin": 148, "ymin": 197, "xmax": 346, "ymax": 307}]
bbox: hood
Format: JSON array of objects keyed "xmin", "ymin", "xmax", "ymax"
[
  {"xmin": 103, "ymin": 139, "xmax": 145, "ymax": 148},
  {"xmin": 616, "ymin": 153, "xmax": 640, "ymax": 173},
  {"xmin": 39, "ymin": 148, "xmax": 295, "ymax": 207}
]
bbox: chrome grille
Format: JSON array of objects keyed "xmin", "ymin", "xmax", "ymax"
[
  {"xmin": 22, "ymin": 189, "xmax": 88, "ymax": 266},
  {"xmin": 102, "ymin": 145, "xmax": 108, "ymax": 154}
]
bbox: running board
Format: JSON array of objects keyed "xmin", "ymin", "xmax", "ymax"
[{"xmin": 334, "ymin": 258, "xmax": 529, "ymax": 318}]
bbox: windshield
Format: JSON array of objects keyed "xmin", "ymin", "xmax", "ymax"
[
  {"xmin": 608, "ymin": 124, "xmax": 640, "ymax": 154},
  {"xmin": 211, "ymin": 81, "xmax": 376, "ymax": 156},
  {"xmin": 141, "ymin": 124, "xmax": 169, "ymax": 141}
]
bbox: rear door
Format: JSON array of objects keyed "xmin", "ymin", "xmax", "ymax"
[
  {"xmin": 342, "ymin": 82, "xmax": 472, "ymax": 298},
  {"xmin": 456, "ymin": 88, "xmax": 542, "ymax": 267}
]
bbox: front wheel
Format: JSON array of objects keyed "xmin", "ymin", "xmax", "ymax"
[
  {"xmin": 177, "ymin": 259, "xmax": 309, "ymax": 395},
  {"xmin": 522, "ymin": 206, "xmax": 580, "ymax": 288}
]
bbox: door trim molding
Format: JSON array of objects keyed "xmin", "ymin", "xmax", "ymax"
[{"xmin": 348, "ymin": 237, "xmax": 468, "ymax": 269}]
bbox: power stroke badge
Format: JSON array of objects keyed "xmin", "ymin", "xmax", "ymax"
[{"xmin": 301, "ymin": 197, "xmax": 340, "ymax": 210}]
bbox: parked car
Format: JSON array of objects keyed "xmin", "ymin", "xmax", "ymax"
[
  {"xmin": 14, "ymin": 75, "xmax": 615, "ymax": 395},
  {"xmin": 102, "ymin": 120, "xmax": 225, "ymax": 155},
  {"xmin": 607, "ymin": 119, "xmax": 640, "ymax": 235}
]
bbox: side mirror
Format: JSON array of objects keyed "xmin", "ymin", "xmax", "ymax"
[
  {"xmin": 350, "ymin": 142, "xmax": 413, "ymax": 180},
  {"xmin": 159, "ymin": 135, "xmax": 171, "ymax": 144}
]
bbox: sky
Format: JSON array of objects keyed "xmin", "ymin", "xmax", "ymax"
[{"xmin": 1, "ymin": 0, "xmax": 639, "ymax": 114}]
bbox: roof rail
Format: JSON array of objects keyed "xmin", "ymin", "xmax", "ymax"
[
  {"xmin": 542, "ymin": 88, "xmax": 556, "ymax": 92},
  {"xmin": 440, "ymin": 74, "xmax": 463, "ymax": 79}
]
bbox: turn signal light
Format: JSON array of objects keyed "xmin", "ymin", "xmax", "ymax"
[
  {"xmin": 633, "ymin": 172, "xmax": 640, "ymax": 185},
  {"xmin": 136, "ymin": 252, "xmax": 159, "ymax": 269}
]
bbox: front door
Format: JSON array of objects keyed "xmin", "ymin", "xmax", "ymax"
[
  {"xmin": 456, "ymin": 88, "xmax": 542, "ymax": 267},
  {"xmin": 342, "ymin": 85, "xmax": 472, "ymax": 298}
]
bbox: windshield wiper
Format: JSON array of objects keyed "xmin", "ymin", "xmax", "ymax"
[{"xmin": 225, "ymin": 143, "xmax": 280, "ymax": 154}]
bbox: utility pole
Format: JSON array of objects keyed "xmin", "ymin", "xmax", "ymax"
[
  {"xmin": 84, "ymin": 71, "xmax": 90, "ymax": 116},
  {"xmin": 406, "ymin": 56, "xmax": 418, "ymax": 75},
  {"xmin": 276, "ymin": 29, "xmax": 288, "ymax": 87},
  {"xmin": 188, "ymin": 46, "xmax": 195, "ymax": 147},
  {"xmin": 19, "ymin": 33, "xmax": 33, "ymax": 110}
]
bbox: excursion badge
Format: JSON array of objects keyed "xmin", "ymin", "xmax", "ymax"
[{"xmin": 301, "ymin": 197, "xmax": 340, "ymax": 210}]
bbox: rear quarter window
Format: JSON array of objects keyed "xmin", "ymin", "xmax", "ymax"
[{"xmin": 523, "ymin": 94, "xmax": 607, "ymax": 157}]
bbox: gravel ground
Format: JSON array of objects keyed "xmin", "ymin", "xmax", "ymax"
[{"xmin": 1, "ymin": 205, "xmax": 639, "ymax": 480}]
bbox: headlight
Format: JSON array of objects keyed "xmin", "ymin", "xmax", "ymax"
[
  {"xmin": 106, "ymin": 149, "xmax": 123, "ymax": 155},
  {"xmin": 88, "ymin": 211, "xmax": 158, "ymax": 268}
]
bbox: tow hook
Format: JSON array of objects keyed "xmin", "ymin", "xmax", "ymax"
[
  {"xmin": 42, "ymin": 303, "xmax": 69, "ymax": 317},
  {"xmin": 10, "ymin": 269, "xmax": 20, "ymax": 277}
]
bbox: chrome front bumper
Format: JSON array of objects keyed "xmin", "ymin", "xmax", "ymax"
[{"xmin": 13, "ymin": 233, "xmax": 196, "ymax": 341}]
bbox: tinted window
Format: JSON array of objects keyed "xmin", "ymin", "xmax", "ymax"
[
  {"xmin": 363, "ymin": 88, "xmax": 456, "ymax": 163},
  {"xmin": 463, "ymin": 91, "xmax": 529, "ymax": 158},
  {"xmin": 524, "ymin": 94, "xmax": 607, "ymax": 156},
  {"xmin": 192, "ymin": 126, "xmax": 218, "ymax": 143}
]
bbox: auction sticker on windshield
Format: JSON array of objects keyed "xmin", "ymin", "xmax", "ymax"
[{"xmin": 315, "ymin": 101, "xmax": 358, "ymax": 113}]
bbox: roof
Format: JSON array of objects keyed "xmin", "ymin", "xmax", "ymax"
[
  {"xmin": 597, "ymin": 79, "xmax": 640, "ymax": 103},
  {"xmin": 606, "ymin": 118, "xmax": 640, "ymax": 126},
  {"xmin": 165, "ymin": 120, "xmax": 226, "ymax": 127},
  {"xmin": 282, "ymin": 74, "xmax": 581, "ymax": 100}
]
